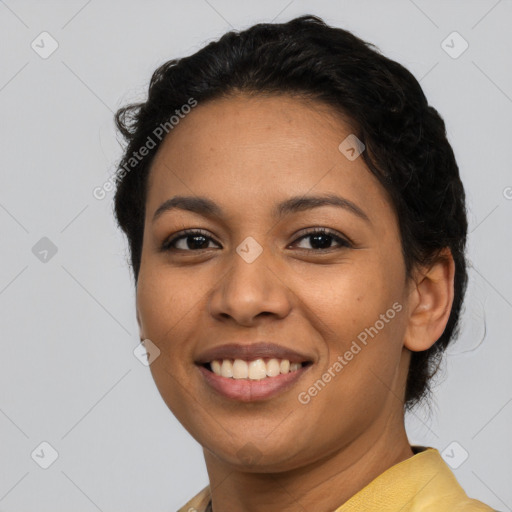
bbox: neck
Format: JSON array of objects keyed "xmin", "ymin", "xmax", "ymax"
[{"xmin": 203, "ymin": 411, "xmax": 414, "ymax": 512}]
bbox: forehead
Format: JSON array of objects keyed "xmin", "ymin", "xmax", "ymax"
[
  {"xmin": 151, "ymin": 93, "xmax": 351, "ymax": 168},
  {"xmin": 146, "ymin": 93, "xmax": 394, "ymax": 225}
]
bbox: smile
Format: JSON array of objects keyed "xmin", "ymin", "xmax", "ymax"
[
  {"xmin": 197, "ymin": 358, "xmax": 312, "ymax": 402},
  {"xmin": 209, "ymin": 358, "xmax": 305, "ymax": 380},
  {"xmin": 195, "ymin": 342, "xmax": 314, "ymax": 401}
]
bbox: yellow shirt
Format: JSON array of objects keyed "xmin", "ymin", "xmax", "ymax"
[{"xmin": 177, "ymin": 446, "xmax": 496, "ymax": 511}]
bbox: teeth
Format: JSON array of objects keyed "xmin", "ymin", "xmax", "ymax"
[
  {"xmin": 233, "ymin": 359, "xmax": 248, "ymax": 379},
  {"xmin": 209, "ymin": 358, "xmax": 305, "ymax": 379},
  {"xmin": 248, "ymin": 359, "xmax": 267, "ymax": 380},
  {"xmin": 266, "ymin": 358, "xmax": 280, "ymax": 377},
  {"xmin": 220, "ymin": 359, "xmax": 233, "ymax": 378},
  {"xmin": 211, "ymin": 360, "xmax": 222, "ymax": 374}
]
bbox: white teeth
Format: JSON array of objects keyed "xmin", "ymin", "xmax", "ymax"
[
  {"xmin": 233, "ymin": 359, "xmax": 248, "ymax": 379},
  {"xmin": 209, "ymin": 358, "xmax": 305, "ymax": 379},
  {"xmin": 266, "ymin": 358, "xmax": 280, "ymax": 377},
  {"xmin": 220, "ymin": 359, "xmax": 233, "ymax": 378},
  {"xmin": 211, "ymin": 360, "xmax": 222, "ymax": 375},
  {"xmin": 248, "ymin": 359, "xmax": 267, "ymax": 380}
]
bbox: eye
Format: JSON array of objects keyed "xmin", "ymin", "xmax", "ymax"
[
  {"xmin": 161, "ymin": 227, "xmax": 352, "ymax": 253},
  {"xmin": 291, "ymin": 228, "xmax": 351, "ymax": 251},
  {"xmin": 161, "ymin": 229, "xmax": 221, "ymax": 252}
]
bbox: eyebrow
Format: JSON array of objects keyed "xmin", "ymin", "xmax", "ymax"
[{"xmin": 152, "ymin": 194, "xmax": 370, "ymax": 224}]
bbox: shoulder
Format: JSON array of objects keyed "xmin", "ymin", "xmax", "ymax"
[
  {"xmin": 336, "ymin": 446, "xmax": 496, "ymax": 512},
  {"xmin": 400, "ymin": 446, "xmax": 496, "ymax": 512}
]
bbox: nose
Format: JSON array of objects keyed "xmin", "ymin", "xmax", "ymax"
[{"xmin": 208, "ymin": 247, "xmax": 293, "ymax": 327}]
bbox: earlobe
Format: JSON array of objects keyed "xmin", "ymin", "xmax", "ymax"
[{"xmin": 403, "ymin": 248, "xmax": 455, "ymax": 352}]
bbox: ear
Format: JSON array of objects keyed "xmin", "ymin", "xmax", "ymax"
[{"xmin": 403, "ymin": 248, "xmax": 455, "ymax": 352}]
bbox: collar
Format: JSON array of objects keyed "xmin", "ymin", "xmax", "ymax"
[{"xmin": 177, "ymin": 446, "xmax": 494, "ymax": 512}]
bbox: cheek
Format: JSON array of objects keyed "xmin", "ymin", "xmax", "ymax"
[
  {"xmin": 136, "ymin": 265, "xmax": 201, "ymax": 342},
  {"xmin": 296, "ymin": 258, "xmax": 406, "ymax": 406},
  {"xmin": 300, "ymin": 258, "xmax": 400, "ymax": 338},
  {"xmin": 135, "ymin": 270, "xmax": 206, "ymax": 411},
  {"xmin": 136, "ymin": 268, "xmax": 204, "ymax": 424},
  {"xmin": 299, "ymin": 320, "xmax": 405, "ymax": 438}
]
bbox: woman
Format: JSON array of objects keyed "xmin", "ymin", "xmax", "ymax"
[{"xmin": 113, "ymin": 15, "xmax": 495, "ymax": 512}]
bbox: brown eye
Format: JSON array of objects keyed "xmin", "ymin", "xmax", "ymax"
[
  {"xmin": 162, "ymin": 229, "xmax": 221, "ymax": 252},
  {"xmin": 292, "ymin": 228, "xmax": 351, "ymax": 251}
]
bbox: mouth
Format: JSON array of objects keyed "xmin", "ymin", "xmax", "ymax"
[
  {"xmin": 195, "ymin": 343, "xmax": 314, "ymax": 402},
  {"xmin": 202, "ymin": 358, "xmax": 311, "ymax": 379}
]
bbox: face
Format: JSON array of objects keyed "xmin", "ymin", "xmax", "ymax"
[{"xmin": 136, "ymin": 93, "xmax": 414, "ymax": 472}]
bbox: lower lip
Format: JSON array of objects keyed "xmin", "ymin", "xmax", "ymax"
[{"xmin": 197, "ymin": 365, "xmax": 311, "ymax": 402}]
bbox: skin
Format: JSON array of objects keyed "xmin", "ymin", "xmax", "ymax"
[{"xmin": 135, "ymin": 93, "xmax": 455, "ymax": 512}]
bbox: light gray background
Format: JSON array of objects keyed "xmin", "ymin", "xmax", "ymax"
[{"xmin": 1, "ymin": 0, "xmax": 511, "ymax": 511}]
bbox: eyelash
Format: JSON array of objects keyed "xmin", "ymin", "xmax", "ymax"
[{"xmin": 161, "ymin": 228, "xmax": 352, "ymax": 253}]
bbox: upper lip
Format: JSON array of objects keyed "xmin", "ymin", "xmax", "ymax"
[{"xmin": 195, "ymin": 342, "xmax": 314, "ymax": 364}]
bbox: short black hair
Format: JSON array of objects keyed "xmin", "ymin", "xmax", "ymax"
[{"xmin": 113, "ymin": 14, "xmax": 468, "ymax": 410}]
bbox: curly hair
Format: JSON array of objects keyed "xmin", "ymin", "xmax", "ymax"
[{"xmin": 112, "ymin": 14, "xmax": 468, "ymax": 410}]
